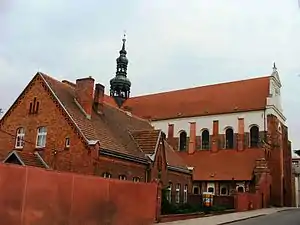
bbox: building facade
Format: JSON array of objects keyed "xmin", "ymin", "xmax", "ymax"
[
  {"xmin": 106, "ymin": 64, "xmax": 294, "ymax": 207},
  {"xmin": 0, "ymin": 38, "xmax": 192, "ymax": 205}
]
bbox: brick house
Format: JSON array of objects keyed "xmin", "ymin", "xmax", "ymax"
[
  {"xmin": 0, "ymin": 38, "xmax": 192, "ymax": 205},
  {"xmin": 106, "ymin": 63, "xmax": 294, "ymax": 207}
]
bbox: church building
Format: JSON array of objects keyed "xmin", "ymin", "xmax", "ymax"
[{"xmin": 106, "ymin": 61, "xmax": 294, "ymax": 207}]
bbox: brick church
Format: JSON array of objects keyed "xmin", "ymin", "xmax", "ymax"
[{"xmin": 0, "ymin": 36, "xmax": 294, "ymax": 207}]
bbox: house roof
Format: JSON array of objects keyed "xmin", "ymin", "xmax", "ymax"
[
  {"xmin": 39, "ymin": 73, "xmax": 189, "ymax": 171},
  {"xmin": 178, "ymin": 149, "xmax": 265, "ymax": 181},
  {"xmin": 104, "ymin": 76, "xmax": 270, "ymax": 121},
  {"xmin": 3, "ymin": 150, "xmax": 49, "ymax": 169}
]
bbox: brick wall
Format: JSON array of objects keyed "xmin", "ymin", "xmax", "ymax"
[{"xmin": 0, "ymin": 163, "xmax": 158, "ymax": 225}]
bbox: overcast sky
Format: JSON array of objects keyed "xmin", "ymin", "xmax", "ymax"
[{"xmin": 1, "ymin": 0, "xmax": 300, "ymax": 152}]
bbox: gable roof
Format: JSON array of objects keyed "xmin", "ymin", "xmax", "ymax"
[
  {"xmin": 39, "ymin": 73, "xmax": 189, "ymax": 171},
  {"xmin": 105, "ymin": 76, "xmax": 270, "ymax": 121},
  {"xmin": 178, "ymin": 148, "xmax": 265, "ymax": 181},
  {"xmin": 3, "ymin": 150, "xmax": 49, "ymax": 169}
]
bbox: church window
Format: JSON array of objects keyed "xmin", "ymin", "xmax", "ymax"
[
  {"xmin": 201, "ymin": 129, "xmax": 210, "ymax": 150},
  {"xmin": 250, "ymin": 125, "xmax": 259, "ymax": 148},
  {"xmin": 179, "ymin": 131, "xmax": 187, "ymax": 151},
  {"xmin": 161, "ymin": 132, "xmax": 166, "ymax": 140},
  {"xmin": 225, "ymin": 128, "xmax": 234, "ymax": 149}
]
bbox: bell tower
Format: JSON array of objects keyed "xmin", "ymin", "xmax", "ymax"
[{"xmin": 110, "ymin": 34, "xmax": 131, "ymax": 107}]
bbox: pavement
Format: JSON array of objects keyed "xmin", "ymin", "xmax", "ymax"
[{"xmin": 158, "ymin": 207, "xmax": 296, "ymax": 225}]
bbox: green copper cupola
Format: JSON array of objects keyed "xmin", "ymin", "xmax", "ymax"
[{"xmin": 110, "ymin": 34, "xmax": 131, "ymax": 107}]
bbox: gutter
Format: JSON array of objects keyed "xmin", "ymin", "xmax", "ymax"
[{"xmin": 100, "ymin": 148, "xmax": 149, "ymax": 165}]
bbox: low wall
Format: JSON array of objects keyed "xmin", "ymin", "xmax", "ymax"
[
  {"xmin": 0, "ymin": 163, "xmax": 158, "ymax": 225},
  {"xmin": 159, "ymin": 212, "xmax": 204, "ymax": 223}
]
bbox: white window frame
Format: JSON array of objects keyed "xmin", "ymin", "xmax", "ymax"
[
  {"xmin": 36, "ymin": 127, "xmax": 47, "ymax": 148},
  {"xmin": 103, "ymin": 172, "xmax": 111, "ymax": 178},
  {"xmin": 183, "ymin": 184, "xmax": 188, "ymax": 203},
  {"xmin": 175, "ymin": 184, "xmax": 181, "ymax": 204},
  {"xmin": 133, "ymin": 177, "xmax": 140, "ymax": 182},
  {"xmin": 167, "ymin": 183, "xmax": 172, "ymax": 203},
  {"xmin": 15, "ymin": 127, "xmax": 25, "ymax": 149},
  {"xmin": 119, "ymin": 175, "xmax": 127, "ymax": 180},
  {"xmin": 207, "ymin": 182, "xmax": 215, "ymax": 194}
]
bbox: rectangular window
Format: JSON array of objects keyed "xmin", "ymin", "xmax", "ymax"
[
  {"xmin": 15, "ymin": 128, "xmax": 25, "ymax": 149},
  {"xmin": 175, "ymin": 184, "xmax": 181, "ymax": 204},
  {"xmin": 65, "ymin": 137, "xmax": 70, "ymax": 148},
  {"xmin": 183, "ymin": 185, "xmax": 188, "ymax": 203},
  {"xmin": 36, "ymin": 127, "xmax": 47, "ymax": 148}
]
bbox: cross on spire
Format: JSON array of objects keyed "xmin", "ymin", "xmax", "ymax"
[{"xmin": 273, "ymin": 62, "xmax": 277, "ymax": 72}]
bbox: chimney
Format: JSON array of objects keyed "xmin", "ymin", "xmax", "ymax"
[
  {"xmin": 75, "ymin": 77, "xmax": 95, "ymax": 119},
  {"xmin": 237, "ymin": 118, "xmax": 245, "ymax": 151},
  {"xmin": 211, "ymin": 120, "xmax": 219, "ymax": 153},
  {"xmin": 93, "ymin": 83, "xmax": 105, "ymax": 114},
  {"xmin": 168, "ymin": 124, "xmax": 174, "ymax": 139},
  {"xmin": 188, "ymin": 122, "xmax": 196, "ymax": 154}
]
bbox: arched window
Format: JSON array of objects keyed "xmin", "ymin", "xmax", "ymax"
[
  {"xmin": 102, "ymin": 172, "xmax": 111, "ymax": 178},
  {"xmin": 220, "ymin": 187, "xmax": 228, "ymax": 195},
  {"xmin": 161, "ymin": 132, "xmax": 166, "ymax": 140},
  {"xmin": 133, "ymin": 177, "xmax": 140, "ymax": 182},
  {"xmin": 15, "ymin": 127, "xmax": 25, "ymax": 149},
  {"xmin": 119, "ymin": 175, "xmax": 127, "ymax": 180},
  {"xmin": 225, "ymin": 128, "xmax": 234, "ymax": 149},
  {"xmin": 167, "ymin": 182, "xmax": 172, "ymax": 203},
  {"xmin": 179, "ymin": 131, "xmax": 187, "ymax": 151},
  {"xmin": 250, "ymin": 125, "xmax": 259, "ymax": 148},
  {"xmin": 208, "ymin": 187, "xmax": 214, "ymax": 193},
  {"xmin": 201, "ymin": 129, "xmax": 210, "ymax": 150},
  {"xmin": 237, "ymin": 186, "xmax": 244, "ymax": 193}
]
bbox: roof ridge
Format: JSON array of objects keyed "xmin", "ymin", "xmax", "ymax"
[{"xmin": 129, "ymin": 75, "xmax": 271, "ymax": 99}]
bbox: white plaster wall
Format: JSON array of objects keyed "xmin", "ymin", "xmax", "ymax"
[{"xmin": 151, "ymin": 110, "xmax": 266, "ymax": 137}]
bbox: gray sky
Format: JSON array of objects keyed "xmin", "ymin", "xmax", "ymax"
[{"xmin": 1, "ymin": 0, "xmax": 300, "ymax": 152}]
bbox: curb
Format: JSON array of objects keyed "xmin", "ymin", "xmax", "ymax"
[{"xmin": 217, "ymin": 214, "xmax": 266, "ymax": 225}]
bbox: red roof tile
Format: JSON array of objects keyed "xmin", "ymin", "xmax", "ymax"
[
  {"xmin": 130, "ymin": 130, "xmax": 160, "ymax": 154},
  {"xmin": 40, "ymin": 73, "xmax": 189, "ymax": 171},
  {"xmin": 178, "ymin": 149, "xmax": 265, "ymax": 181},
  {"xmin": 3, "ymin": 150, "xmax": 48, "ymax": 168},
  {"xmin": 105, "ymin": 76, "xmax": 270, "ymax": 120}
]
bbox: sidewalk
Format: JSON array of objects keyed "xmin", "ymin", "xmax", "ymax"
[{"xmin": 159, "ymin": 207, "xmax": 294, "ymax": 225}]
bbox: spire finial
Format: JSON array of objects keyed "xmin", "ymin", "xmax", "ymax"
[
  {"xmin": 273, "ymin": 62, "xmax": 277, "ymax": 72},
  {"xmin": 122, "ymin": 30, "xmax": 126, "ymax": 43}
]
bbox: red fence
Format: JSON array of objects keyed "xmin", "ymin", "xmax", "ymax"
[{"xmin": 0, "ymin": 163, "xmax": 158, "ymax": 225}]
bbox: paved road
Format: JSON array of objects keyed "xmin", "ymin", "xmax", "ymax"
[{"xmin": 228, "ymin": 208, "xmax": 300, "ymax": 225}]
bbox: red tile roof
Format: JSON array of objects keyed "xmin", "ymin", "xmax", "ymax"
[
  {"xmin": 3, "ymin": 150, "xmax": 49, "ymax": 168},
  {"xmin": 178, "ymin": 149, "xmax": 265, "ymax": 181},
  {"xmin": 130, "ymin": 130, "xmax": 160, "ymax": 154},
  {"xmin": 105, "ymin": 76, "xmax": 270, "ymax": 121},
  {"xmin": 40, "ymin": 73, "xmax": 189, "ymax": 171}
]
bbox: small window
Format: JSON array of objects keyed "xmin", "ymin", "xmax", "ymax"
[
  {"xmin": 65, "ymin": 137, "xmax": 70, "ymax": 148},
  {"xmin": 36, "ymin": 127, "xmax": 47, "ymax": 148},
  {"xmin": 183, "ymin": 185, "xmax": 188, "ymax": 203},
  {"xmin": 193, "ymin": 186, "xmax": 200, "ymax": 195},
  {"xmin": 208, "ymin": 187, "xmax": 214, "ymax": 193},
  {"xmin": 175, "ymin": 184, "xmax": 181, "ymax": 203},
  {"xmin": 133, "ymin": 177, "xmax": 140, "ymax": 182},
  {"xmin": 220, "ymin": 187, "xmax": 227, "ymax": 195},
  {"xmin": 102, "ymin": 172, "xmax": 111, "ymax": 178},
  {"xmin": 119, "ymin": 175, "xmax": 127, "ymax": 180},
  {"xmin": 15, "ymin": 127, "xmax": 25, "ymax": 149},
  {"xmin": 237, "ymin": 186, "xmax": 244, "ymax": 193},
  {"xmin": 167, "ymin": 182, "xmax": 172, "ymax": 203}
]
